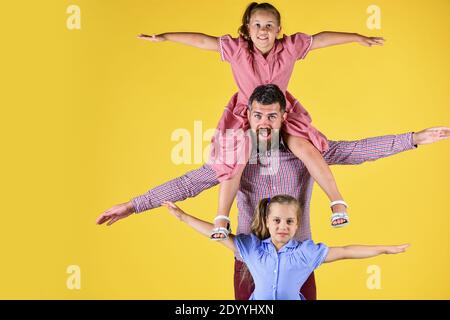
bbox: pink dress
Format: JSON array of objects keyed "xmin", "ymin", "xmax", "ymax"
[{"xmin": 210, "ymin": 33, "xmax": 328, "ymax": 182}]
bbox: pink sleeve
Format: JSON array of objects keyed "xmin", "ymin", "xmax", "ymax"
[
  {"xmin": 283, "ymin": 32, "xmax": 313, "ymax": 60},
  {"xmin": 218, "ymin": 34, "xmax": 241, "ymax": 62}
]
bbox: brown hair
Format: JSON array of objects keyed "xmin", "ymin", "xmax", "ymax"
[
  {"xmin": 238, "ymin": 2, "xmax": 281, "ymax": 41},
  {"xmin": 240, "ymin": 195, "xmax": 302, "ymax": 285},
  {"xmin": 248, "ymin": 84, "xmax": 286, "ymax": 113}
]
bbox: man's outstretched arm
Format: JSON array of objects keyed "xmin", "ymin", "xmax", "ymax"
[
  {"xmin": 323, "ymin": 127, "xmax": 450, "ymax": 165},
  {"xmin": 96, "ymin": 164, "xmax": 219, "ymax": 226}
]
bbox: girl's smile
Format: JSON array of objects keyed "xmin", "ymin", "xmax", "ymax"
[{"xmin": 247, "ymin": 9, "xmax": 281, "ymax": 54}]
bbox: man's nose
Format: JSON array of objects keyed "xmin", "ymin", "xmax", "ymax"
[{"xmin": 261, "ymin": 118, "xmax": 271, "ymax": 126}]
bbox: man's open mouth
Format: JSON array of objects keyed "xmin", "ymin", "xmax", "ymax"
[{"xmin": 257, "ymin": 128, "xmax": 271, "ymax": 138}]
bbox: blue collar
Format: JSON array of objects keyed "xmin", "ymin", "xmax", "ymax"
[{"xmin": 262, "ymin": 237, "xmax": 298, "ymax": 253}]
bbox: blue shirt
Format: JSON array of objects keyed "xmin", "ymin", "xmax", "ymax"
[{"xmin": 234, "ymin": 233, "xmax": 329, "ymax": 300}]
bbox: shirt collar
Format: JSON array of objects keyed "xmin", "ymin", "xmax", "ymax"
[
  {"xmin": 262, "ymin": 237, "xmax": 298, "ymax": 252},
  {"xmin": 239, "ymin": 36, "xmax": 284, "ymax": 59}
]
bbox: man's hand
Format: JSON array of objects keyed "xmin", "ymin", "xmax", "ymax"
[
  {"xmin": 412, "ymin": 127, "xmax": 450, "ymax": 145},
  {"xmin": 96, "ymin": 202, "xmax": 135, "ymax": 226}
]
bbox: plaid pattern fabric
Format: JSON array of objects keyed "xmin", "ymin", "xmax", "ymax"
[{"xmin": 131, "ymin": 133, "xmax": 415, "ymax": 240}]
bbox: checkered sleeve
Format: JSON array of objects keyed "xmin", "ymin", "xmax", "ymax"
[
  {"xmin": 130, "ymin": 164, "xmax": 219, "ymax": 213},
  {"xmin": 323, "ymin": 132, "xmax": 417, "ymax": 165}
]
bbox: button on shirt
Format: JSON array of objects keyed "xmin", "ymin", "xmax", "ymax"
[
  {"xmin": 219, "ymin": 33, "xmax": 313, "ymax": 109},
  {"xmin": 234, "ymin": 234, "xmax": 329, "ymax": 300}
]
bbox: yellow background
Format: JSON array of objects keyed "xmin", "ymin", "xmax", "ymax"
[{"xmin": 0, "ymin": 0, "xmax": 449, "ymax": 299}]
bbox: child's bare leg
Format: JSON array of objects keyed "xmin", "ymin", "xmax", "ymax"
[
  {"xmin": 284, "ymin": 134, "xmax": 348, "ymax": 226},
  {"xmin": 212, "ymin": 165, "xmax": 245, "ymax": 239}
]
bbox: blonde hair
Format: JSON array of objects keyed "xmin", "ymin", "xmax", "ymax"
[
  {"xmin": 251, "ymin": 194, "xmax": 302, "ymax": 239},
  {"xmin": 240, "ymin": 194, "xmax": 302, "ymax": 285}
]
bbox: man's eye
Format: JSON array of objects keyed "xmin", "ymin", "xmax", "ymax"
[
  {"xmin": 269, "ymin": 116, "xmax": 276, "ymax": 120},
  {"xmin": 255, "ymin": 114, "xmax": 261, "ymax": 119}
]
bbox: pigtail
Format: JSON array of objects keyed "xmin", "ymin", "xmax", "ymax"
[
  {"xmin": 239, "ymin": 196, "xmax": 269, "ymax": 287},
  {"xmin": 250, "ymin": 197, "xmax": 271, "ymax": 240},
  {"xmin": 238, "ymin": 2, "xmax": 259, "ymax": 40}
]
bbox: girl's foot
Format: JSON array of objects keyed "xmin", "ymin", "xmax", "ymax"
[
  {"xmin": 210, "ymin": 216, "xmax": 231, "ymax": 240},
  {"xmin": 330, "ymin": 201, "xmax": 349, "ymax": 227}
]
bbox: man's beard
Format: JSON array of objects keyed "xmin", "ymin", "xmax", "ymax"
[{"xmin": 252, "ymin": 128, "xmax": 281, "ymax": 155}]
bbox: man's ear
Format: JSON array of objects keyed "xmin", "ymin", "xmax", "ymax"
[
  {"xmin": 277, "ymin": 25, "xmax": 282, "ymax": 36},
  {"xmin": 282, "ymin": 111, "xmax": 287, "ymax": 121}
]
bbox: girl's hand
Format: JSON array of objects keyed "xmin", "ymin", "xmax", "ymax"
[
  {"xmin": 137, "ymin": 33, "xmax": 166, "ymax": 42},
  {"xmin": 385, "ymin": 244, "xmax": 410, "ymax": 254},
  {"xmin": 358, "ymin": 35, "xmax": 385, "ymax": 47},
  {"xmin": 162, "ymin": 201, "xmax": 185, "ymax": 221}
]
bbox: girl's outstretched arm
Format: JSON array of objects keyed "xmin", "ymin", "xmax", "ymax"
[
  {"xmin": 161, "ymin": 201, "xmax": 237, "ymax": 252},
  {"xmin": 138, "ymin": 32, "xmax": 219, "ymax": 51},
  {"xmin": 324, "ymin": 244, "xmax": 410, "ymax": 263},
  {"xmin": 311, "ymin": 31, "xmax": 385, "ymax": 50}
]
